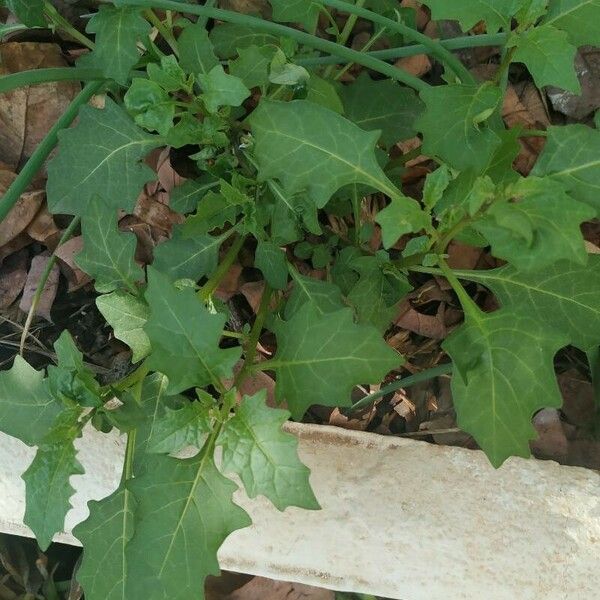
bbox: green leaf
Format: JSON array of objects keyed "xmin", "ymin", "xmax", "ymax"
[
  {"xmin": 339, "ymin": 72, "xmax": 423, "ymax": 148},
  {"xmin": 249, "ymin": 99, "xmax": 400, "ymax": 208},
  {"xmin": 544, "ymin": 0, "xmax": 600, "ymax": 46},
  {"xmin": 284, "ymin": 272, "xmax": 345, "ymax": 319},
  {"xmin": 454, "ymin": 256, "xmax": 600, "ymax": 352},
  {"xmin": 229, "ymin": 45, "xmax": 276, "ymax": 88},
  {"xmin": 23, "ymin": 440, "xmax": 84, "ymax": 550},
  {"xmin": 306, "ymin": 74, "xmax": 344, "ymax": 114},
  {"xmin": 422, "ymin": 165, "xmax": 452, "ymax": 211},
  {"xmin": 272, "ymin": 304, "xmax": 401, "ymax": 418},
  {"xmin": 124, "ymin": 79, "xmax": 175, "ymax": 136},
  {"xmin": 269, "ymin": 49, "xmax": 310, "ymax": 86},
  {"xmin": 416, "ymin": 83, "xmax": 502, "ymax": 172},
  {"xmin": 6, "ymin": 0, "xmax": 45, "ymax": 26},
  {"xmin": 152, "ymin": 227, "xmax": 225, "ymax": 281},
  {"xmin": 530, "ymin": 124, "xmax": 600, "ymax": 213},
  {"xmin": 443, "ymin": 308, "xmax": 566, "ymax": 467},
  {"xmin": 148, "ymin": 55, "xmax": 190, "ymax": 93},
  {"xmin": 79, "ymin": 6, "xmax": 150, "ymax": 84},
  {"xmin": 125, "ymin": 450, "xmax": 251, "ymax": 600},
  {"xmin": 74, "ymin": 485, "xmax": 136, "ymax": 600},
  {"xmin": 509, "ymin": 25, "xmax": 580, "ymax": 92},
  {"xmin": 375, "ymin": 195, "xmax": 431, "ymax": 249},
  {"xmin": 178, "ymin": 21, "xmax": 219, "ymax": 75},
  {"xmin": 76, "ymin": 196, "xmax": 143, "ymax": 293},
  {"xmin": 96, "ymin": 291, "xmax": 151, "ymax": 363},
  {"xmin": 47, "ymin": 99, "xmax": 161, "ymax": 216},
  {"xmin": 146, "ymin": 402, "xmax": 211, "ymax": 454},
  {"xmin": 255, "ymin": 241, "xmax": 288, "ymax": 289},
  {"xmin": 210, "ymin": 23, "xmax": 278, "ymax": 59},
  {"xmin": 198, "ymin": 65, "xmax": 251, "ymax": 113},
  {"xmin": 144, "ymin": 268, "xmax": 241, "ymax": 394},
  {"xmin": 268, "ymin": 0, "xmax": 322, "ymax": 32},
  {"xmin": 170, "ymin": 177, "xmax": 219, "ymax": 214},
  {"xmin": 472, "ymin": 177, "xmax": 594, "ymax": 270},
  {"xmin": 0, "ymin": 356, "xmax": 62, "ymax": 446},
  {"xmin": 218, "ymin": 390, "xmax": 319, "ymax": 510},
  {"xmin": 421, "ymin": 0, "xmax": 519, "ymax": 33}
]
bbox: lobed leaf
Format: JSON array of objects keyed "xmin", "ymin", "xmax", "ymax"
[{"xmin": 544, "ymin": 0, "xmax": 600, "ymax": 46}]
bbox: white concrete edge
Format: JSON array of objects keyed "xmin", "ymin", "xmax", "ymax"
[{"xmin": 1, "ymin": 423, "xmax": 599, "ymax": 599}]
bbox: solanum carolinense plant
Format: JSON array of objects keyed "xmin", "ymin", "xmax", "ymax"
[{"xmin": 1, "ymin": 0, "xmax": 599, "ymax": 597}]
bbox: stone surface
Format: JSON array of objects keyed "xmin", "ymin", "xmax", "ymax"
[{"xmin": 1, "ymin": 423, "xmax": 599, "ymax": 599}]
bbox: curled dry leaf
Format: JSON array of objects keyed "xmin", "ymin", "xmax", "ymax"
[
  {"xmin": 54, "ymin": 236, "xmax": 93, "ymax": 291},
  {"xmin": 0, "ymin": 249, "xmax": 28, "ymax": 310},
  {"xmin": 223, "ymin": 576, "xmax": 334, "ymax": 600},
  {"xmin": 0, "ymin": 169, "xmax": 43, "ymax": 247},
  {"xmin": 26, "ymin": 205, "xmax": 61, "ymax": 248},
  {"xmin": 396, "ymin": 304, "xmax": 448, "ymax": 339},
  {"xmin": 0, "ymin": 43, "xmax": 79, "ymax": 170},
  {"xmin": 0, "ymin": 232, "xmax": 32, "ymax": 265},
  {"xmin": 19, "ymin": 252, "xmax": 60, "ymax": 321},
  {"xmin": 134, "ymin": 192, "xmax": 184, "ymax": 234}
]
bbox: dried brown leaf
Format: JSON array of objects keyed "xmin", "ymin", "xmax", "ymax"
[
  {"xmin": 19, "ymin": 252, "xmax": 59, "ymax": 321},
  {"xmin": 0, "ymin": 249, "xmax": 28, "ymax": 310},
  {"xmin": 54, "ymin": 236, "xmax": 93, "ymax": 291},
  {"xmin": 224, "ymin": 576, "xmax": 334, "ymax": 600}
]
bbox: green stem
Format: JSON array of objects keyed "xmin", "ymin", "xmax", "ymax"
[
  {"xmin": 19, "ymin": 217, "xmax": 81, "ymax": 356},
  {"xmin": 337, "ymin": 0, "xmax": 366, "ymax": 46},
  {"xmin": 116, "ymin": 0, "xmax": 429, "ymax": 91},
  {"xmin": 234, "ymin": 284, "xmax": 273, "ymax": 388},
  {"xmin": 197, "ymin": 0, "xmax": 216, "ymax": 28},
  {"xmin": 519, "ymin": 128, "xmax": 547, "ymax": 137},
  {"xmin": 0, "ymin": 68, "xmax": 105, "ymax": 94},
  {"xmin": 145, "ymin": 8, "xmax": 179, "ymax": 56},
  {"xmin": 198, "ymin": 234, "xmax": 245, "ymax": 301},
  {"xmin": 0, "ymin": 80, "xmax": 104, "ymax": 222},
  {"xmin": 351, "ymin": 362, "xmax": 453, "ymax": 411},
  {"xmin": 319, "ymin": 0, "xmax": 475, "ymax": 83},
  {"xmin": 438, "ymin": 258, "xmax": 481, "ymax": 321},
  {"xmin": 43, "ymin": 0, "xmax": 95, "ymax": 50},
  {"xmin": 333, "ymin": 24, "xmax": 387, "ymax": 81},
  {"xmin": 121, "ymin": 429, "xmax": 137, "ymax": 484},
  {"xmin": 299, "ymin": 33, "xmax": 508, "ymax": 66},
  {"xmin": 351, "ymin": 186, "xmax": 361, "ymax": 245}
]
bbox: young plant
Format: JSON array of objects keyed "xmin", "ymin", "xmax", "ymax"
[{"xmin": 0, "ymin": 0, "xmax": 599, "ymax": 598}]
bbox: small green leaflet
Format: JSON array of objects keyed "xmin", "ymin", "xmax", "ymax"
[
  {"xmin": 249, "ymin": 99, "xmax": 401, "ymax": 208},
  {"xmin": 229, "ymin": 45, "xmax": 276, "ymax": 89},
  {"xmin": 416, "ymin": 83, "xmax": 502, "ymax": 172},
  {"xmin": 74, "ymin": 485, "xmax": 136, "ymax": 600},
  {"xmin": 375, "ymin": 195, "xmax": 431, "ymax": 249},
  {"xmin": 472, "ymin": 178, "xmax": 593, "ymax": 270},
  {"xmin": 5, "ymin": 0, "xmax": 45, "ymax": 26},
  {"xmin": 152, "ymin": 226, "xmax": 226, "ymax": 281},
  {"xmin": 124, "ymin": 79, "xmax": 175, "ymax": 136},
  {"xmin": 339, "ymin": 72, "xmax": 424, "ymax": 148},
  {"xmin": 125, "ymin": 451, "xmax": 251, "ymax": 600},
  {"xmin": 255, "ymin": 241, "xmax": 288, "ymax": 289},
  {"xmin": 146, "ymin": 402, "xmax": 210, "ymax": 454},
  {"xmin": 178, "ymin": 21, "xmax": 219, "ymax": 75},
  {"xmin": 144, "ymin": 268, "xmax": 241, "ymax": 394},
  {"xmin": 210, "ymin": 23, "xmax": 278, "ymax": 59},
  {"xmin": 531, "ymin": 124, "xmax": 600, "ymax": 213},
  {"xmin": 76, "ymin": 196, "xmax": 142, "ymax": 293},
  {"xmin": 170, "ymin": 178, "xmax": 219, "ymax": 214},
  {"xmin": 0, "ymin": 356, "xmax": 62, "ymax": 446},
  {"xmin": 198, "ymin": 65, "xmax": 251, "ymax": 113},
  {"xmin": 284, "ymin": 272, "xmax": 345, "ymax": 319},
  {"xmin": 218, "ymin": 390, "xmax": 319, "ymax": 511},
  {"xmin": 509, "ymin": 25, "xmax": 580, "ymax": 92},
  {"xmin": 306, "ymin": 75, "xmax": 344, "ymax": 114},
  {"xmin": 96, "ymin": 291, "xmax": 150, "ymax": 363},
  {"xmin": 78, "ymin": 6, "xmax": 150, "ymax": 85},
  {"xmin": 544, "ymin": 0, "xmax": 600, "ymax": 46},
  {"xmin": 268, "ymin": 0, "xmax": 323, "ymax": 32},
  {"xmin": 443, "ymin": 308, "xmax": 566, "ymax": 467},
  {"xmin": 454, "ymin": 256, "xmax": 600, "ymax": 352},
  {"xmin": 421, "ymin": 0, "xmax": 519, "ymax": 33},
  {"xmin": 272, "ymin": 304, "xmax": 401, "ymax": 418},
  {"xmin": 47, "ymin": 100, "xmax": 161, "ymax": 216},
  {"xmin": 23, "ymin": 439, "xmax": 84, "ymax": 550}
]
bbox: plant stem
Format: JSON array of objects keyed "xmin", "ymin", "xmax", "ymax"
[
  {"xmin": 0, "ymin": 80, "xmax": 104, "ymax": 222},
  {"xmin": 319, "ymin": 0, "xmax": 475, "ymax": 83},
  {"xmin": 438, "ymin": 258, "xmax": 482, "ymax": 321},
  {"xmin": 19, "ymin": 217, "xmax": 81, "ymax": 356},
  {"xmin": 197, "ymin": 0, "xmax": 216, "ymax": 28},
  {"xmin": 43, "ymin": 0, "xmax": 95, "ymax": 50},
  {"xmin": 145, "ymin": 8, "xmax": 179, "ymax": 56},
  {"xmin": 519, "ymin": 128, "xmax": 547, "ymax": 137},
  {"xmin": 337, "ymin": 0, "xmax": 366, "ymax": 46},
  {"xmin": 299, "ymin": 33, "xmax": 508, "ymax": 65},
  {"xmin": 0, "ymin": 68, "xmax": 105, "ymax": 94},
  {"xmin": 116, "ymin": 0, "xmax": 429, "ymax": 91},
  {"xmin": 351, "ymin": 185, "xmax": 361, "ymax": 245},
  {"xmin": 351, "ymin": 362, "xmax": 453, "ymax": 411},
  {"xmin": 198, "ymin": 234, "xmax": 245, "ymax": 301},
  {"xmin": 234, "ymin": 284, "xmax": 273, "ymax": 388},
  {"xmin": 333, "ymin": 24, "xmax": 387, "ymax": 81},
  {"xmin": 121, "ymin": 430, "xmax": 137, "ymax": 484}
]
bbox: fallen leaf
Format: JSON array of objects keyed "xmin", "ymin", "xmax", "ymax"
[
  {"xmin": 446, "ymin": 241, "xmax": 483, "ymax": 270},
  {"xmin": 224, "ymin": 576, "xmax": 334, "ymax": 600},
  {"xmin": 239, "ymin": 280, "xmax": 265, "ymax": 314},
  {"xmin": 54, "ymin": 236, "xmax": 93, "ymax": 291},
  {"xmin": 531, "ymin": 409, "xmax": 568, "ymax": 461},
  {"xmin": 396, "ymin": 305, "xmax": 448, "ymax": 339},
  {"xmin": 395, "ymin": 53, "xmax": 432, "ymax": 77},
  {"xmin": 19, "ymin": 252, "xmax": 60, "ymax": 321},
  {"xmin": 215, "ymin": 263, "xmax": 243, "ymax": 302},
  {"xmin": 0, "ymin": 169, "xmax": 44, "ymax": 246},
  {"xmin": 26, "ymin": 205, "xmax": 61, "ymax": 247},
  {"xmin": 400, "ymin": 0, "xmax": 429, "ymax": 30},
  {"xmin": 558, "ymin": 369, "xmax": 596, "ymax": 427},
  {"xmin": 0, "ymin": 43, "xmax": 79, "ymax": 170},
  {"xmin": 134, "ymin": 191, "xmax": 183, "ymax": 233},
  {"xmin": 0, "ymin": 232, "xmax": 32, "ymax": 264},
  {"xmin": 0, "ymin": 249, "xmax": 28, "ymax": 309}
]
